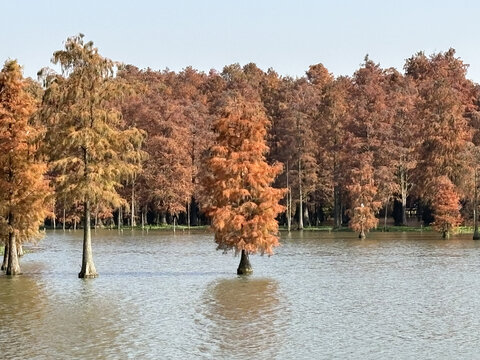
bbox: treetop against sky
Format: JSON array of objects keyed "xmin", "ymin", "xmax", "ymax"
[{"xmin": 1, "ymin": 0, "xmax": 480, "ymax": 82}]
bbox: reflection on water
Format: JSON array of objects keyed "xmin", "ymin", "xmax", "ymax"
[
  {"xmin": 0, "ymin": 262, "xmax": 138, "ymax": 359},
  {"xmin": 0, "ymin": 272, "xmax": 47, "ymax": 359},
  {"xmin": 198, "ymin": 277, "xmax": 287, "ymax": 359}
]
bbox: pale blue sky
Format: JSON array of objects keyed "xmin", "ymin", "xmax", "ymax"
[{"xmin": 2, "ymin": 0, "xmax": 480, "ymax": 81}]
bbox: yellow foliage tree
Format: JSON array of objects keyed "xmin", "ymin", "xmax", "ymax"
[{"xmin": 40, "ymin": 35, "xmax": 145, "ymax": 278}]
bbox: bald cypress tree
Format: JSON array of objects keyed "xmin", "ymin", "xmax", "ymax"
[
  {"xmin": 40, "ymin": 34, "xmax": 144, "ymax": 278},
  {"xmin": 0, "ymin": 60, "xmax": 50, "ymax": 275},
  {"xmin": 200, "ymin": 89, "xmax": 285, "ymax": 274}
]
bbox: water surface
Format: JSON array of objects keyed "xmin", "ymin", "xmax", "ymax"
[{"xmin": 1, "ymin": 230, "xmax": 480, "ymax": 359}]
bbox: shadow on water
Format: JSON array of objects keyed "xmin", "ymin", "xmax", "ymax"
[{"xmin": 197, "ymin": 277, "xmax": 288, "ymax": 359}]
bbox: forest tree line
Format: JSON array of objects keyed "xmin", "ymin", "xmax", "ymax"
[{"xmin": 2, "ymin": 35, "xmax": 480, "ymax": 275}]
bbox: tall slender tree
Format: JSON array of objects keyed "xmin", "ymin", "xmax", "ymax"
[
  {"xmin": 0, "ymin": 60, "xmax": 50, "ymax": 275},
  {"xmin": 40, "ymin": 34, "xmax": 144, "ymax": 278},
  {"xmin": 345, "ymin": 57, "xmax": 386, "ymax": 237}
]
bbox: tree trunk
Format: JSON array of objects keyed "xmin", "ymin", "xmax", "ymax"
[
  {"xmin": 187, "ymin": 200, "xmax": 190, "ymax": 228},
  {"xmin": 161, "ymin": 212, "xmax": 167, "ymax": 226},
  {"xmin": 74, "ymin": 219, "xmax": 77, "ymax": 231},
  {"xmin": 298, "ymin": 159, "xmax": 303, "ymax": 230},
  {"xmin": 94, "ymin": 204, "xmax": 99, "ymax": 230},
  {"xmin": 384, "ymin": 198, "xmax": 388, "ymax": 231},
  {"xmin": 131, "ymin": 178, "xmax": 136, "ymax": 228},
  {"xmin": 287, "ymin": 187, "xmax": 291, "ymax": 232},
  {"xmin": 63, "ymin": 207, "xmax": 66, "ymax": 231},
  {"xmin": 304, "ymin": 206, "xmax": 310, "ymax": 227},
  {"xmin": 400, "ymin": 168, "xmax": 408, "ymax": 226},
  {"xmin": 1, "ymin": 241, "xmax": 9, "ymax": 271},
  {"xmin": 141, "ymin": 207, "xmax": 146, "ymax": 230},
  {"xmin": 117, "ymin": 207, "xmax": 122, "ymax": 230},
  {"xmin": 190, "ymin": 198, "xmax": 199, "ymax": 226},
  {"xmin": 286, "ymin": 161, "xmax": 291, "ymax": 232},
  {"xmin": 79, "ymin": 200, "xmax": 98, "ymax": 278},
  {"xmin": 359, "ymin": 229, "xmax": 366, "ymax": 239},
  {"xmin": 6, "ymin": 231, "xmax": 21, "ymax": 275},
  {"xmin": 237, "ymin": 250, "xmax": 253, "ymax": 275},
  {"xmin": 334, "ymin": 186, "xmax": 341, "ymax": 228},
  {"xmin": 17, "ymin": 243, "xmax": 24, "ymax": 257},
  {"xmin": 173, "ymin": 215, "xmax": 176, "ymax": 233},
  {"xmin": 474, "ymin": 170, "xmax": 479, "ymax": 240}
]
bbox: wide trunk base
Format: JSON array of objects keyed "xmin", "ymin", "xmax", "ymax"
[
  {"xmin": 474, "ymin": 230, "xmax": 480, "ymax": 240},
  {"xmin": 359, "ymin": 230, "xmax": 366, "ymax": 239},
  {"xmin": 1, "ymin": 243, "xmax": 8, "ymax": 271},
  {"xmin": 78, "ymin": 262, "xmax": 98, "ymax": 279},
  {"xmin": 442, "ymin": 231, "xmax": 450, "ymax": 239},
  {"xmin": 237, "ymin": 250, "xmax": 253, "ymax": 275},
  {"xmin": 6, "ymin": 265, "xmax": 21, "ymax": 276},
  {"xmin": 6, "ymin": 233, "xmax": 21, "ymax": 275},
  {"xmin": 78, "ymin": 270, "xmax": 99, "ymax": 279}
]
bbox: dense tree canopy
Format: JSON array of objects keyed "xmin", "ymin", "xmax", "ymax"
[
  {"xmin": 0, "ymin": 60, "xmax": 50, "ymax": 275},
  {"xmin": 3, "ymin": 36, "xmax": 480, "ymax": 276},
  {"xmin": 39, "ymin": 34, "xmax": 145, "ymax": 277}
]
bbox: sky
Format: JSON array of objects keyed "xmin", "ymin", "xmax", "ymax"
[{"xmin": 2, "ymin": 0, "xmax": 480, "ymax": 82}]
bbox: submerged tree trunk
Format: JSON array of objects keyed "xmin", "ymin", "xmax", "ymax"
[
  {"xmin": 79, "ymin": 200, "xmax": 97, "ymax": 278},
  {"xmin": 359, "ymin": 223, "xmax": 366, "ymax": 239},
  {"xmin": 1, "ymin": 241, "xmax": 9, "ymax": 271},
  {"xmin": 237, "ymin": 250, "xmax": 253, "ymax": 275},
  {"xmin": 6, "ymin": 231, "xmax": 21, "ymax": 275}
]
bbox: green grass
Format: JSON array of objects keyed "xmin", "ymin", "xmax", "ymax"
[
  {"xmin": 280, "ymin": 225, "xmax": 433, "ymax": 232},
  {"xmin": 117, "ymin": 224, "xmax": 210, "ymax": 231},
  {"xmin": 456, "ymin": 226, "xmax": 478, "ymax": 234}
]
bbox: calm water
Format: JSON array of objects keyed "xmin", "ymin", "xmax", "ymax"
[{"xmin": 2, "ymin": 230, "xmax": 480, "ymax": 359}]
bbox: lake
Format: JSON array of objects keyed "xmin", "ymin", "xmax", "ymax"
[{"xmin": 1, "ymin": 229, "xmax": 480, "ymax": 359}]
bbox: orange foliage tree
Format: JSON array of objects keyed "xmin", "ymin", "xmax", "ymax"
[
  {"xmin": 0, "ymin": 60, "xmax": 50, "ymax": 275},
  {"xmin": 200, "ymin": 90, "xmax": 285, "ymax": 274},
  {"xmin": 431, "ymin": 176, "xmax": 462, "ymax": 238},
  {"xmin": 345, "ymin": 58, "xmax": 386, "ymax": 237}
]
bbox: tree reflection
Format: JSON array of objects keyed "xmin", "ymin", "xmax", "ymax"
[{"xmin": 199, "ymin": 277, "xmax": 287, "ymax": 359}]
